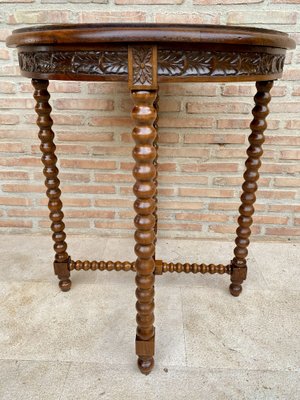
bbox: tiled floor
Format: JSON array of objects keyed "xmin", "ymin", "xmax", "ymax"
[{"xmin": 0, "ymin": 234, "xmax": 299, "ymax": 399}]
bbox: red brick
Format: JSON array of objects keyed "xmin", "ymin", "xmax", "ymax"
[
  {"xmin": 159, "ymin": 201, "xmax": 204, "ymax": 210},
  {"xmin": 261, "ymin": 163, "xmax": 300, "ymax": 174},
  {"xmin": 160, "ymin": 83, "xmax": 217, "ymax": 96},
  {"xmin": 0, "ymin": 171, "xmax": 29, "ymax": 180},
  {"xmin": 274, "ymin": 177, "xmax": 300, "ymax": 187},
  {"xmin": 7, "ymin": 208, "xmax": 47, "ymax": 217},
  {"xmin": 79, "ymin": 12, "xmax": 146, "ymax": 23},
  {"xmin": 0, "ymin": 157, "xmax": 40, "ymax": 168},
  {"xmin": 159, "ymin": 117, "xmax": 214, "ymax": 128},
  {"xmin": 283, "ymin": 69, "xmax": 300, "ymax": 81},
  {"xmin": 60, "ymin": 159, "xmax": 116, "ymax": 170},
  {"xmin": 0, "ymin": 129, "xmax": 35, "ymax": 139},
  {"xmin": 265, "ymin": 135, "xmax": 300, "ymax": 146},
  {"xmin": 94, "ymin": 221, "xmax": 133, "ymax": 229},
  {"xmin": 269, "ymin": 204, "xmax": 300, "ymax": 213},
  {"xmin": 57, "ymin": 131, "xmax": 113, "ymax": 142},
  {"xmin": 88, "ymin": 82, "xmax": 127, "ymax": 95},
  {"xmin": 265, "ymin": 227, "xmax": 300, "ymax": 236},
  {"xmin": 94, "ymin": 199, "xmax": 131, "ymax": 208},
  {"xmin": 155, "ymin": 12, "xmax": 219, "ymax": 24},
  {"xmin": 92, "ymin": 146, "xmax": 131, "ymax": 157},
  {"xmin": 0, "ymin": 142, "xmax": 24, "ymax": 152},
  {"xmin": 0, "ymin": 82, "xmax": 16, "ymax": 93},
  {"xmin": 159, "ymin": 174, "xmax": 208, "ymax": 185},
  {"xmin": 0, "ymin": 196, "xmax": 32, "ymax": 206},
  {"xmin": 64, "ymin": 210, "xmax": 115, "ymax": 219},
  {"xmin": 55, "ymin": 98, "xmax": 114, "ymax": 111},
  {"xmin": 159, "ymin": 222, "xmax": 202, "ymax": 231},
  {"xmin": 7, "ymin": 10, "xmax": 72, "ymax": 24},
  {"xmin": 195, "ymin": 0, "xmax": 262, "ymax": 3},
  {"xmin": 280, "ymin": 150, "xmax": 300, "ymax": 160},
  {"xmin": 271, "ymin": 102, "xmax": 300, "ymax": 113},
  {"xmin": 0, "ymin": 49, "xmax": 10, "ymax": 60},
  {"xmin": 222, "ymin": 84, "xmax": 286, "ymax": 97},
  {"xmin": 89, "ymin": 117, "xmax": 131, "ymax": 127},
  {"xmin": 258, "ymin": 190, "xmax": 296, "ymax": 200},
  {"xmin": 179, "ymin": 188, "xmax": 234, "ymax": 198},
  {"xmin": 0, "ymin": 219, "xmax": 32, "ymax": 228},
  {"xmin": 2, "ymin": 184, "xmax": 43, "ymax": 193},
  {"xmin": 254, "ymin": 215, "xmax": 289, "ymax": 225},
  {"xmin": 116, "ymin": 0, "xmax": 183, "ymax": 3},
  {"xmin": 0, "ymin": 63, "xmax": 20, "ymax": 76},
  {"xmin": 62, "ymin": 185, "xmax": 115, "ymax": 194},
  {"xmin": 184, "ymin": 133, "xmax": 245, "ymax": 144},
  {"xmin": 0, "ymin": 115, "xmax": 19, "ymax": 124},
  {"xmin": 94, "ymin": 173, "xmax": 133, "ymax": 183},
  {"xmin": 0, "ymin": 29, "xmax": 11, "ymax": 41},
  {"xmin": 176, "ymin": 212, "xmax": 228, "ymax": 222},
  {"xmin": 187, "ymin": 102, "xmax": 250, "ymax": 114},
  {"xmin": 159, "ymin": 147, "xmax": 209, "ymax": 158},
  {"xmin": 227, "ymin": 11, "xmax": 297, "ymax": 25},
  {"xmin": 181, "ymin": 163, "xmax": 239, "ymax": 173}
]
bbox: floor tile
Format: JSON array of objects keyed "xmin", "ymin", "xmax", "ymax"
[
  {"xmin": 0, "ymin": 359, "xmax": 69, "ymax": 400},
  {"xmin": 61, "ymin": 362, "xmax": 300, "ymax": 400},
  {"xmin": 0, "ymin": 281, "xmax": 185, "ymax": 367},
  {"xmin": 181, "ymin": 287, "xmax": 300, "ymax": 371},
  {"xmin": 251, "ymin": 242, "xmax": 300, "ymax": 290}
]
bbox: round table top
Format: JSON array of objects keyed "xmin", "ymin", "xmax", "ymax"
[{"xmin": 6, "ymin": 23, "xmax": 296, "ymax": 50}]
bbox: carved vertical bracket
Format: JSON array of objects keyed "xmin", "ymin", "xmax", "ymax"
[{"xmin": 128, "ymin": 45, "xmax": 158, "ymax": 90}]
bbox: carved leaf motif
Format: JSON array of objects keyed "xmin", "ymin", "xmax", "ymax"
[
  {"xmin": 72, "ymin": 52, "xmax": 102, "ymax": 74},
  {"xmin": 211, "ymin": 53, "xmax": 240, "ymax": 76},
  {"xmin": 158, "ymin": 50, "xmax": 185, "ymax": 75},
  {"xmin": 185, "ymin": 52, "xmax": 212, "ymax": 75},
  {"xmin": 18, "ymin": 50, "xmax": 285, "ymax": 79},
  {"xmin": 100, "ymin": 51, "xmax": 128, "ymax": 74}
]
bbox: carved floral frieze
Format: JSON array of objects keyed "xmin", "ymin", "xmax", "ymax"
[{"xmin": 18, "ymin": 49, "xmax": 285, "ymax": 78}]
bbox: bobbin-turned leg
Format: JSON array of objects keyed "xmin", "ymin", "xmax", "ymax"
[
  {"xmin": 131, "ymin": 91, "xmax": 157, "ymax": 374},
  {"xmin": 32, "ymin": 79, "xmax": 71, "ymax": 292},
  {"xmin": 230, "ymin": 80, "xmax": 273, "ymax": 297},
  {"xmin": 128, "ymin": 45, "xmax": 158, "ymax": 374}
]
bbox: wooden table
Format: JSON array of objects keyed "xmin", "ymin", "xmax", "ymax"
[{"xmin": 6, "ymin": 24, "xmax": 295, "ymax": 374}]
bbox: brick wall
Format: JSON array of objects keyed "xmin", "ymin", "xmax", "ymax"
[{"xmin": 0, "ymin": 1, "xmax": 299, "ymax": 240}]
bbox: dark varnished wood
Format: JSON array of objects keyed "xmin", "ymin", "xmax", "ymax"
[
  {"xmin": 230, "ymin": 80, "xmax": 273, "ymax": 297},
  {"xmin": 6, "ymin": 24, "xmax": 295, "ymax": 83},
  {"xmin": 32, "ymin": 79, "xmax": 71, "ymax": 292},
  {"xmin": 6, "ymin": 24, "xmax": 295, "ymax": 375},
  {"xmin": 6, "ymin": 23, "xmax": 295, "ymax": 48}
]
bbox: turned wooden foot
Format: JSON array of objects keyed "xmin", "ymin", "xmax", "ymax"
[
  {"xmin": 229, "ymin": 283, "xmax": 242, "ymax": 297},
  {"xmin": 32, "ymin": 78, "xmax": 71, "ymax": 292},
  {"xmin": 59, "ymin": 279, "xmax": 72, "ymax": 292},
  {"xmin": 230, "ymin": 80, "xmax": 273, "ymax": 297},
  {"xmin": 138, "ymin": 356, "xmax": 154, "ymax": 375}
]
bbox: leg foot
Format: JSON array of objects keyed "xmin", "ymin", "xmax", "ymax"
[
  {"xmin": 137, "ymin": 356, "xmax": 154, "ymax": 375},
  {"xmin": 59, "ymin": 279, "xmax": 72, "ymax": 292},
  {"xmin": 229, "ymin": 283, "xmax": 242, "ymax": 297}
]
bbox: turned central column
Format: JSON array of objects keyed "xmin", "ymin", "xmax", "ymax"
[{"xmin": 128, "ymin": 45, "xmax": 158, "ymax": 375}]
